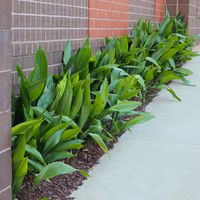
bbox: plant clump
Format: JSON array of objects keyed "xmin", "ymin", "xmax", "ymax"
[{"xmin": 11, "ymin": 9, "xmax": 198, "ymax": 198}]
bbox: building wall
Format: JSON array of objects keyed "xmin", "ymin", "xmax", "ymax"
[
  {"xmin": 11, "ymin": 0, "xmax": 157, "ymax": 89},
  {"xmin": 188, "ymin": 0, "xmax": 200, "ymax": 40},
  {"xmin": 166, "ymin": 0, "xmax": 200, "ymax": 44},
  {"xmin": 89, "ymin": 0, "xmax": 129, "ymax": 38},
  {"xmin": 12, "ymin": 0, "xmax": 88, "ymax": 87},
  {"xmin": 0, "ymin": 1, "xmax": 12, "ymax": 200},
  {"xmin": 129, "ymin": 0, "xmax": 155, "ymax": 33},
  {"xmin": 166, "ymin": 0, "xmax": 179, "ymax": 17},
  {"xmin": 155, "ymin": 0, "xmax": 165, "ymax": 22}
]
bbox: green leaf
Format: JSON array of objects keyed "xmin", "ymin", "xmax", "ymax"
[
  {"xmin": 109, "ymin": 101, "xmax": 142, "ymax": 112},
  {"xmin": 92, "ymin": 93, "xmax": 105, "ymax": 118},
  {"xmin": 108, "ymin": 48, "xmax": 116, "ymax": 64},
  {"xmin": 89, "ymin": 133, "xmax": 108, "ymax": 154},
  {"xmin": 54, "ymin": 140, "xmax": 84, "ymax": 152},
  {"xmin": 32, "ymin": 107, "xmax": 54, "ymax": 124},
  {"xmin": 43, "ymin": 123, "xmax": 68, "ymax": 142},
  {"xmin": 28, "ymin": 79, "xmax": 45, "ymax": 102},
  {"xmin": 71, "ymin": 73, "xmax": 80, "ymax": 87},
  {"xmin": 50, "ymin": 74, "xmax": 67, "ymax": 111},
  {"xmin": 16, "ymin": 65, "xmax": 31, "ymax": 119},
  {"xmin": 13, "ymin": 157, "xmax": 28, "ymax": 195},
  {"xmin": 59, "ymin": 74, "xmax": 73, "ymax": 116},
  {"xmin": 92, "ymin": 64, "xmax": 119, "ymax": 77},
  {"xmin": 28, "ymin": 159, "xmax": 44, "ymax": 172},
  {"xmin": 12, "ymin": 119, "xmax": 41, "ymax": 136},
  {"xmin": 70, "ymin": 87, "xmax": 84, "ymax": 119},
  {"xmin": 61, "ymin": 128, "xmax": 81, "ymax": 141},
  {"xmin": 44, "ymin": 151, "xmax": 74, "ymax": 163},
  {"xmin": 25, "ymin": 144, "xmax": 45, "ymax": 164},
  {"xmin": 175, "ymin": 68, "xmax": 193, "ymax": 76},
  {"xmin": 74, "ymin": 47, "xmax": 92, "ymax": 72},
  {"xmin": 144, "ymin": 68, "xmax": 155, "ymax": 82},
  {"xmin": 168, "ymin": 58, "xmax": 176, "ymax": 69},
  {"xmin": 83, "ymin": 37, "xmax": 91, "ymax": 48},
  {"xmin": 100, "ymin": 78, "xmax": 109, "ymax": 104},
  {"xmin": 61, "ymin": 115, "xmax": 79, "ymax": 128},
  {"xmin": 158, "ymin": 71, "xmax": 180, "ymax": 84},
  {"xmin": 158, "ymin": 85, "xmax": 181, "ymax": 102},
  {"xmin": 29, "ymin": 47, "xmax": 48, "ymax": 85},
  {"xmin": 130, "ymin": 36, "xmax": 139, "ymax": 49},
  {"xmin": 120, "ymin": 36, "xmax": 129, "ymax": 53},
  {"xmin": 122, "ymin": 113, "xmax": 155, "ymax": 131},
  {"xmin": 13, "ymin": 135, "xmax": 26, "ymax": 170},
  {"xmin": 33, "ymin": 162, "xmax": 85, "ymax": 186},
  {"xmin": 135, "ymin": 75, "xmax": 146, "ymax": 90},
  {"xmin": 79, "ymin": 78, "xmax": 91, "ymax": 129},
  {"xmin": 37, "ymin": 76, "xmax": 56, "ymax": 109},
  {"xmin": 163, "ymin": 20, "xmax": 173, "ymax": 37},
  {"xmin": 146, "ymin": 57, "xmax": 161, "ymax": 71},
  {"xmin": 63, "ymin": 41, "xmax": 71, "ymax": 66}
]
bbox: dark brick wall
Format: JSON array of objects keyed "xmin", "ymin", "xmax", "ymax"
[
  {"xmin": 0, "ymin": 0, "xmax": 12, "ymax": 200},
  {"xmin": 167, "ymin": 0, "xmax": 189, "ymax": 18},
  {"xmin": 167, "ymin": 0, "xmax": 179, "ymax": 17},
  {"xmin": 167, "ymin": 0, "xmax": 200, "ymax": 44},
  {"xmin": 12, "ymin": 0, "xmax": 88, "ymax": 86},
  {"xmin": 188, "ymin": 0, "xmax": 200, "ymax": 44},
  {"xmin": 129, "ymin": 0, "xmax": 155, "ymax": 34}
]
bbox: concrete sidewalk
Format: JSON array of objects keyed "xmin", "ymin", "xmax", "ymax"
[{"xmin": 72, "ymin": 55, "xmax": 200, "ymax": 200}]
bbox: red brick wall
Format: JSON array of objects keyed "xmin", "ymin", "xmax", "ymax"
[
  {"xmin": 154, "ymin": 0, "xmax": 165, "ymax": 22},
  {"xmin": 89, "ymin": 0, "xmax": 129, "ymax": 38}
]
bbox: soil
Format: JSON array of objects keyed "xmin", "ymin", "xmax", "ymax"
[{"xmin": 16, "ymin": 89, "xmax": 159, "ymax": 200}]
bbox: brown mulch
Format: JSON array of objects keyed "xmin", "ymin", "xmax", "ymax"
[{"xmin": 16, "ymin": 89, "xmax": 158, "ymax": 200}]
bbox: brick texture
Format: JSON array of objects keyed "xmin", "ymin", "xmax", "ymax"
[
  {"xmin": 166, "ymin": 0, "xmax": 200, "ymax": 44},
  {"xmin": 167, "ymin": 0, "xmax": 189, "ymax": 18},
  {"xmin": 129, "ymin": 0, "xmax": 155, "ymax": 33},
  {"xmin": 0, "ymin": 187, "xmax": 12, "ymax": 200},
  {"xmin": 155, "ymin": 0, "xmax": 165, "ymax": 22},
  {"xmin": 0, "ymin": 150, "xmax": 12, "ymax": 192},
  {"xmin": 12, "ymin": 0, "xmax": 158, "ymax": 86},
  {"xmin": 0, "ymin": 0, "xmax": 12, "ymax": 199},
  {"xmin": 166, "ymin": 0, "xmax": 179, "ymax": 17},
  {"xmin": 187, "ymin": 0, "xmax": 200, "ymax": 44},
  {"xmin": 12, "ymin": 0, "xmax": 88, "ymax": 85},
  {"xmin": 89, "ymin": 0, "xmax": 129, "ymax": 38}
]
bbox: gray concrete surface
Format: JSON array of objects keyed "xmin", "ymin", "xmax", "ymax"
[{"xmin": 72, "ymin": 55, "xmax": 200, "ymax": 200}]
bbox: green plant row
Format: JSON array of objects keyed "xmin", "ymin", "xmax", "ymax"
[{"xmin": 11, "ymin": 9, "xmax": 198, "ymax": 197}]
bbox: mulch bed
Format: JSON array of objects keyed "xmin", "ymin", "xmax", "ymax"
[{"xmin": 16, "ymin": 89, "xmax": 158, "ymax": 200}]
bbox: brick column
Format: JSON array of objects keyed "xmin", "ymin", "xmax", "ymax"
[
  {"xmin": 166, "ymin": 0, "xmax": 179, "ymax": 17},
  {"xmin": 187, "ymin": 0, "xmax": 200, "ymax": 44},
  {"xmin": 0, "ymin": 0, "xmax": 12, "ymax": 200}
]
